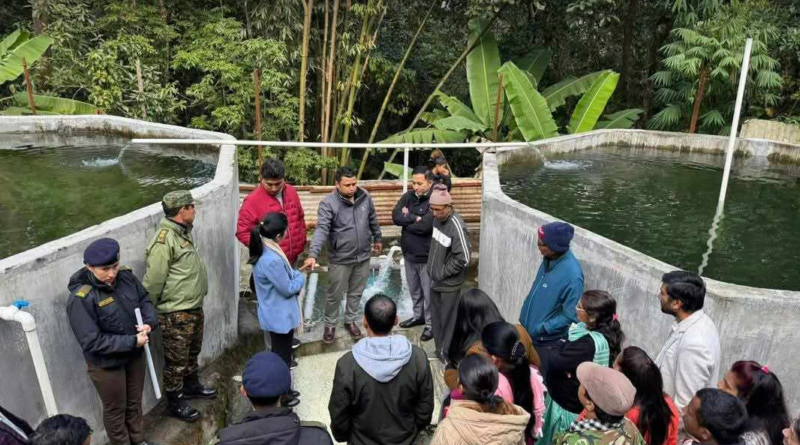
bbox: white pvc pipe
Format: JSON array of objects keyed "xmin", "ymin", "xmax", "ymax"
[
  {"xmin": 130, "ymin": 139, "xmax": 532, "ymax": 150},
  {"xmin": 0, "ymin": 305, "xmax": 58, "ymax": 416},
  {"xmin": 135, "ymin": 308, "xmax": 161, "ymax": 399},
  {"xmin": 718, "ymin": 38, "xmax": 753, "ymax": 205},
  {"xmin": 403, "ymin": 147, "xmax": 409, "ymax": 194}
]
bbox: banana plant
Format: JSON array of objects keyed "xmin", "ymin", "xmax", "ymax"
[
  {"xmin": 383, "ymin": 18, "xmax": 643, "ymax": 153},
  {"xmin": 0, "ymin": 30, "xmax": 97, "ymax": 115}
]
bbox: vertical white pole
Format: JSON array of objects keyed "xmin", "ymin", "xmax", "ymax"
[
  {"xmin": 718, "ymin": 37, "xmax": 753, "ymax": 206},
  {"xmin": 699, "ymin": 37, "xmax": 752, "ymax": 275},
  {"xmin": 402, "ymin": 146, "xmax": 409, "ymax": 194}
]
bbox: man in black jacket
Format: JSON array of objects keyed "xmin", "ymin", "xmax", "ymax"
[
  {"xmin": 328, "ymin": 295, "xmax": 433, "ymax": 445},
  {"xmin": 426, "ymin": 184, "xmax": 471, "ymax": 362},
  {"xmin": 218, "ymin": 352, "xmax": 333, "ymax": 445},
  {"xmin": 66, "ymin": 238, "xmax": 158, "ymax": 445},
  {"xmin": 392, "ymin": 166, "xmax": 434, "ymax": 341}
]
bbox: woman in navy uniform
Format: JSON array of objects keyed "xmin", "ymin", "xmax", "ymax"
[{"xmin": 66, "ymin": 238, "xmax": 158, "ymax": 445}]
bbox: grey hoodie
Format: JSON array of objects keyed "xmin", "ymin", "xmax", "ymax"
[{"xmin": 352, "ymin": 335, "xmax": 412, "ymax": 382}]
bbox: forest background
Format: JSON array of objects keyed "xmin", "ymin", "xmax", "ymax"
[{"xmin": 1, "ymin": 0, "xmax": 799, "ymax": 184}]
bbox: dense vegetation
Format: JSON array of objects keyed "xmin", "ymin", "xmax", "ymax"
[{"xmin": 1, "ymin": 0, "xmax": 798, "ymax": 183}]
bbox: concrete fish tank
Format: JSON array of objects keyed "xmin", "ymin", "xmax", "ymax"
[
  {"xmin": 479, "ymin": 129, "xmax": 800, "ymax": 413},
  {"xmin": 0, "ymin": 116, "xmax": 240, "ymax": 445}
]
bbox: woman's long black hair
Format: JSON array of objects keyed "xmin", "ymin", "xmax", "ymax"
[
  {"xmin": 447, "ymin": 288, "xmax": 504, "ymax": 364},
  {"xmin": 730, "ymin": 361, "xmax": 790, "ymax": 445},
  {"xmin": 247, "ymin": 212, "xmax": 288, "ymax": 265},
  {"xmin": 482, "ymin": 321, "xmax": 535, "ymax": 441},
  {"xmin": 617, "ymin": 346, "xmax": 673, "ymax": 445},
  {"xmin": 458, "ymin": 354, "xmax": 504, "ymax": 413},
  {"xmin": 581, "ymin": 290, "xmax": 625, "ymax": 362}
]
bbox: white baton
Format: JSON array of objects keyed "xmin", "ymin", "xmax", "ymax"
[{"xmin": 135, "ymin": 308, "xmax": 161, "ymax": 399}]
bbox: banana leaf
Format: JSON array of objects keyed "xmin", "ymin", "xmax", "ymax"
[
  {"xmin": 420, "ymin": 109, "xmax": 451, "ymax": 125},
  {"xmin": 0, "ymin": 30, "xmax": 30, "ymax": 56},
  {"xmin": 433, "ymin": 116, "xmax": 489, "ymax": 133},
  {"xmin": 0, "ymin": 106, "xmax": 59, "ymax": 116},
  {"xmin": 514, "ymin": 49, "xmax": 551, "ymax": 85},
  {"xmin": 567, "ymin": 71, "xmax": 620, "ymax": 134},
  {"xmin": 0, "ymin": 35, "xmax": 53, "ymax": 84},
  {"xmin": 382, "ymin": 162, "xmax": 413, "ymax": 179},
  {"xmin": 595, "ymin": 108, "xmax": 644, "ymax": 129},
  {"xmin": 466, "ymin": 18, "xmax": 503, "ymax": 127},
  {"xmin": 379, "ymin": 128, "xmax": 466, "ymax": 144},
  {"xmin": 543, "ymin": 71, "xmax": 607, "ymax": 112},
  {"xmin": 498, "ymin": 61, "xmax": 558, "ymax": 142},
  {"xmin": 435, "ymin": 92, "xmax": 484, "ymax": 125},
  {"xmin": 8, "ymin": 93, "xmax": 98, "ymax": 115}
]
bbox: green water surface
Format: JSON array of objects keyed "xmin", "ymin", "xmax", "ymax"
[
  {"xmin": 500, "ymin": 146, "xmax": 800, "ymax": 291},
  {"xmin": 0, "ymin": 133, "xmax": 216, "ymax": 260}
]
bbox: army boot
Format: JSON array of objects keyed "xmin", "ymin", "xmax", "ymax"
[
  {"xmin": 183, "ymin": 373, "xmax": 217, "ymax": 399},
  {"xmin": 166, "ymin": 391, "xmax": 201, "ymax": 423}
]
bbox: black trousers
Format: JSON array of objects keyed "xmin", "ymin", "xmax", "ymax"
[
  {"xmin": 430, "ymin": 288, "xmax": 462, "ymax": 362},
  {"xmin": 264, "ymin": 329, "xmax": 294, "ymax": 367},
  {"xmin": 533, "ymin": 337, "xmax": 566, "ymax": 383}
]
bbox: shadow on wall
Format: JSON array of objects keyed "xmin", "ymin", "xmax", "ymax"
[
  {"xmin": 479, "ymin": 129, "xmax": 800, "ymax": 414},
  {"xmin": 0, "ymin": 116, "xmax": 240, "ymax": 445}
]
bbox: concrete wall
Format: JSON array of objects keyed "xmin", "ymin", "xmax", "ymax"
[
  {"xmin": 479, "ymin": 129, "xmax": 800, "ymax": 414},
  {"xmin": 741, "ymin": 119, "xmax": 800, "ymax": 145},
  {"xmin": 0, "ymin": 116, "xmax": 240, "ymax": 443}
]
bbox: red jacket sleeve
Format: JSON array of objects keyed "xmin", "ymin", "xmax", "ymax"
[{"xmin": 236, "ymin": 194, "xmax": 257, "ymax": 247}]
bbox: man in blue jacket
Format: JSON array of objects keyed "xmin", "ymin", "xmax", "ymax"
[{"xmin": 519, "ymin": 221, "xmax": 584, "ymax": 379}]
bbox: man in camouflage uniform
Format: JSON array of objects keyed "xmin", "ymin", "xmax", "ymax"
[
  {"xmin": 553, "ymin": 362, "xmax": 646, "ymax": 445},
  {"xmin": 143, "ymin": 190, "xmax": 215, "ymax": 423}
]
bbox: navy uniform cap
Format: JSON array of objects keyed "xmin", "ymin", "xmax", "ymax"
[
  {"xmin": 242, "ymin": 352, "xmax": 291, "ymax": 398},
  {"xmin": 84, "ymin": 238, "xmax": 121, "ymax": 266}
]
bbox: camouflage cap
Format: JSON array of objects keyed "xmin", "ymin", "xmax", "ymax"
[{"xmin": 162, "ymin": 190, "xmax": 194, "ymax": 210}]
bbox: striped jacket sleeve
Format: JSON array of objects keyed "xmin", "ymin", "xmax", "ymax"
[{"xmin": 440, "ymin": 216, "xmax": 469, "ymax": 279}]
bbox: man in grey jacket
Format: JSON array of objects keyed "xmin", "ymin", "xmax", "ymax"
[
  {"xmin": 302, "ymin": 167, "xmax": 382, "ymax": 343},
  {"xmin": 426, "ymin": 184, "xmax": 470, "ymax": 361}
]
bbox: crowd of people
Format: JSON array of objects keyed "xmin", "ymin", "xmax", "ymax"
[{"xmin": 1, "ymin": 152, "xmax": 798, "ymax": 445}]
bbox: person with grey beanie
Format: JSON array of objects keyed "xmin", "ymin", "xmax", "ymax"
[{"xmin": 426, "ymin": 184, "xmax": 471, "ymax": 362}]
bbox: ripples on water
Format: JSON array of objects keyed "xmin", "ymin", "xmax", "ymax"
[
  {"xmin": 0, "ymin": 135, "xmax": 217, "ymax": 259},
  {"xmin": 500, "ymin": 146, "xmax": 800, "ymax": 291}
]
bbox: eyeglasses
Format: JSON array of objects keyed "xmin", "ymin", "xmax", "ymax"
[{"xmin": 575, "ymin": 305, "xmax": 586, "ymax": 312}]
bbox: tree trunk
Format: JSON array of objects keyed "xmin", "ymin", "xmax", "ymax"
[
  {"xmin": 620, "ymin": 0, "xmax": 638, "ymax": 103},
  {"xmin": 643, "ymin": 12, "xmax": 673, "ymax": 124},
  {"xmin": 135, "ymin": 58, "xmax": 147, "ymax": 119},
  {"xmin": 689, "ymin": 65, "xmax": 708, "ymax": 134},
  {"xmin": 320, "ymin": 0, "xmax": 330, "ymax": 142},
  {"xmin": 32, "ymin": 0, "xmax": 48, "ymax": 34},
  {"xmin": 298, "ymin": 0, "xmax": 314, "ymax": 142}
]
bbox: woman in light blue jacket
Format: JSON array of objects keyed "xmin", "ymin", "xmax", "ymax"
[{"xmin": 248, "ymin": 212, "xmax": 305, "ymax": 406}]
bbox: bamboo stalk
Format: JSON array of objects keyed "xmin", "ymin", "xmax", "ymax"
[
  {"xmin": 320, "ymin": 0, "xmax": 330, "ymax": 142},
  {"xmin": 492, "ymin": 73, "xmax": 504, "ymax": 142},
  {"xmin": 322, "ymin": 0, "xmax": 341, "ymax": 184},
  {"xmin": 22, "ymin": 58, "xmax": 36, "ymax": 115},
  {"xmin": 254, "ymin": 69, "xmax": 263, "ymax": 168},
  {"xmin": 135, "ymin": 58, "xmax": 147, "ymax": 119},
  {"xmin": 378, "ymin": 7, "xmax": 505, "ymax": 178},
  {"xmin": 356, "ymin": 0, "xmax": 436, "ymax": 179},
  {"xmin": 298, "ymin": 0, "xmax": 314, "ymax": 142}
]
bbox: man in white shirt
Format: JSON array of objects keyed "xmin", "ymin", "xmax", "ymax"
[{"xmin": 654, "ymin": 270, "xmax": 721, "ymax": 441}]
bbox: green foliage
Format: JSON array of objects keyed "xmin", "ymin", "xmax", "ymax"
[
  {"xmin": 380, "ymin": 128, "xmax": 466, "ymax": 144},
  {"xmin": 649, "ymin": 0, "xmax": 783, "ymax": 133},
  {"xmin": 172, "ymin": 16, "xmax": 296, "ymax": 139},
  {"xmin": 499, "ymin": 61, "xmax": 558, "ymax": 141},
  {"xmin": 466, "ymin": 18, "xmax": 503, "ymax": 126},
  {"xmin": 567, "ymin": 71, "xmax": 620, "ymax": 134},
  {"xmin": 542, "ymin": 71, "xmax": 606, "ymax": 112},
  {"xmin": 1, "ymin": 93, "xmax": 98, "ymax": 115},
  {"xmin": 382, "ymin": 161, "xmax": 413, "ymax": 179},
  {"xmin": 514, "ymin": 49, "xmax": 552, "ymax": 85},
  {"xmin": 595, "ymin": 109, "xmax": 645, "ymax": 129},
  {"xmin": 0, "ymin": 30, "xmax": 53, "ymax": 83}
]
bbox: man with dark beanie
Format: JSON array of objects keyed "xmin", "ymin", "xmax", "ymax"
[{"xmin": 519, "ymin": 221, "xmax": 584, "ymax": 380}]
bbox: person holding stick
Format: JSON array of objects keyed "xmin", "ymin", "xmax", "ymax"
[{"xmin": 66, "ymin": 238, "xmax": 159, "ymax": 445}]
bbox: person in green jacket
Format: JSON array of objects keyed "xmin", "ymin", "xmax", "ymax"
[{"xmin": 143, "ymin": 190, "xmax": 215, "ymax": 423}]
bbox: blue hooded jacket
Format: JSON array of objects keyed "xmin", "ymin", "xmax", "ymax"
[{"xmin": 519, "ymin": 250, "xmax": 584, "ymax": 342}]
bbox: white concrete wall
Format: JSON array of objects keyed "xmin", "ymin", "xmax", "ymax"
[
  {"xmin": 480, "ymin": 129, "xmax": 800, "ymax": 414},
  {"xmin": 0, "ymin": 116, "xmax": 239, "ymax": 443}
]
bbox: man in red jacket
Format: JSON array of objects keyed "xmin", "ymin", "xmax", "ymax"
[
  {"xmin": 237, "ymin": 159, "xmax": 307, "ymax": 263},
  {"xmin": 237, "ymin": 159, "xmax": 307, "ymax": 353}
]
